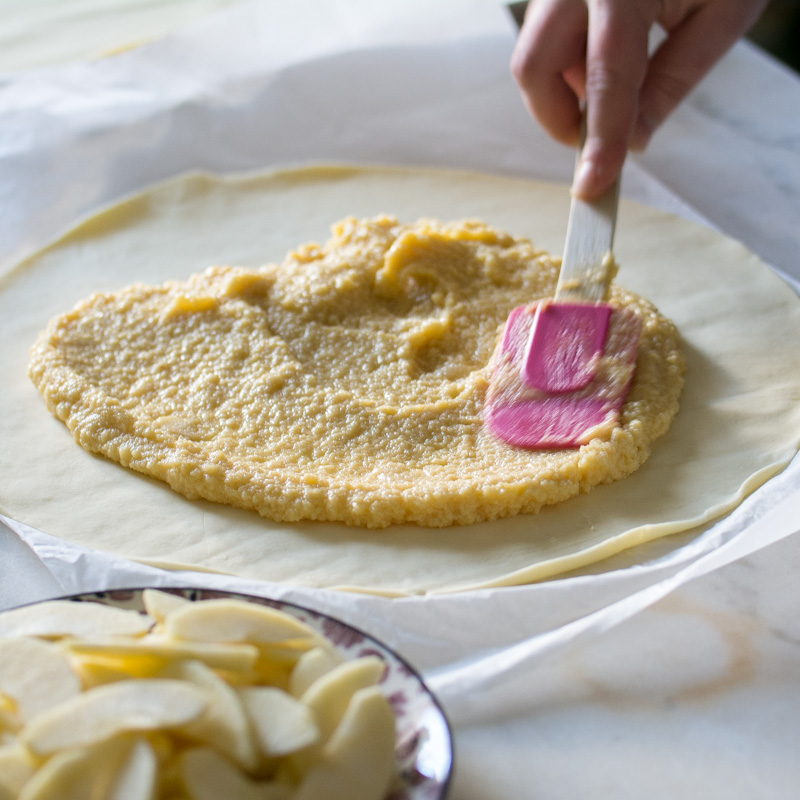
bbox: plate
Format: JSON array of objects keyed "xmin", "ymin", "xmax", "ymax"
[{"xmin": 22, "ymin": 587, "xmax": 454, "ymax": 800}]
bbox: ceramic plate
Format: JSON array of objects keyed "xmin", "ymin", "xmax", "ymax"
[{"xmin": 32, "ymin": 587, "xmax": 454, "ymax": 799}]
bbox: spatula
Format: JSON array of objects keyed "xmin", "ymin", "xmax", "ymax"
[{"xmin": 484, "ymin": 129, "xmax": 641, "ymax": 449}]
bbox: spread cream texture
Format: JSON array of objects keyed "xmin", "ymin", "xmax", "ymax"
[
  {"xmin": 1, "ymin": 166, "xmax": 799, "ymax": 594},
  {"xmin": 28, "ymin": 216, "xmax": 683, "ymax": 528}
]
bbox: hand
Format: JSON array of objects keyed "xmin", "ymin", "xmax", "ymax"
[{"xmin": 511, "ymin": 0, "xmax": 767, "ymax": 198}]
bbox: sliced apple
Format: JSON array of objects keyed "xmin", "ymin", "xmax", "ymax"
[
  {"xmin": 301, "ymin": 656, "xmax": 386, "ymax": 740},
  {"xmin": 290, "ymin": 763, "xmax": 358, "ymax": 800},
  {"xmin": 110, "ymin": 737, "xmax": 159, "ymax": 800},
  {"xmin": 178, "ymin": 747, "xmax": 292, "ymax": 800},
  {"xmin": 251, "ymin": 641, "xmax": 319, "ymax": 690},
  {"xmin": 21, "ymin": 678, "xmax": 208, "ymax": 756},
  {"xmin": 0, "ymin": 601, "xmax": 152, "ymax": 639},
  {"xmin": 289, "ymin": 646, "xmax": 344, "ymax": 698},
  {"xmin": 160, "ymin": 659, "xmax": 259, "ymax": 771},
  {"xmin": 69, "ymin": 658, "xmax": 146, "ymax": 688},
  {"xmin": 63, "ymin": 636, "xmax": 259, "ymax": 674},
  {"xmin": 239, "ymin": 686, "xmax": 319, "ymax": 757},
  {"xmin": 143, "ymin": 729, "xmax": 177, "ymax": 766},
  {"xmin": 18, "ymin": 747, "xmax": 87, "ymax": 800},
  {"xmin": 0, "ymin": 637, "xmax": 81, "ymax": 722},
  {"xmin": 0, "ymin": 742, "xmax": 37, "ymax": 799},
  {"xmin": 3, "ymin": 595, "xmax": 401, "ymax": 800},
  {"xmin": 0, "ymin": 694, "xmax": 21, "ymax": 736},
  {"xmin": 321, "ymin": 687, "xmax": 396, "ymax": 793},
  {"xmin": 164, "ymin": 599, "xmax": 317, "ymax": 645},
  {"xmin": 293, "ymin": 688, "xmax": 396, "ymax": 800},
  {"xmin": 255, "ymin": 640, "xmax": 314, "ymax": 665},
  {"xmin": 141, "ymin": 589, "xmax": 190, "ymax": 624},
  {"xmin": 288, "ymin": 656, "xmax": 387, "ymax": 778},
  {"xmin": 17, "ymin": 735, "xmax": 157, "ymax": 800}
]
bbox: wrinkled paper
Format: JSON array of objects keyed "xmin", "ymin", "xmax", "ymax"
[{"xmin": 1, "ymin": 0, "xmax": 798, "ymax": 716}]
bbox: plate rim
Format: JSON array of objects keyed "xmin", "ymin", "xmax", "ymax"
[{"xmin": 5, "ymin": 584, "xmax": 455, "ymax": 800}]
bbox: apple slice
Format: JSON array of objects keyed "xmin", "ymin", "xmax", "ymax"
[
  {"xmin": 69, "ymin": 658, "xmax": 145, "ymax": 689},
  {"xmin": 63, "ymin": 636, "xmax": 259, "ymax": 674},
  {"xmin": 164, "ymin": 599, "xmax": 317, "ymax": 645},
  {"xmin": 161, "ymin": 659, "xmax": 259, "ymax": 771},
  {"xmin": 141, "ymin": 589, "xmax": 190, "ymax": 624},
  {"xmin": 0, "ymin": 778, "xmax": 13, "ymax": 800},
  {"xmin": 17, "ymin": 735, "xmax": 157, "ymax": 800},
  {"xmin": 288, "ymin": 655, "xmax": 387, "ymax": 778},
  {"xmin": 301, "ymin": 656, "xmax": 386, "ymax": 741},
  {"xmin": 0, "ymin": 742, "xmax": 37, "ymax": 799},
  {"xmin": 111, "ymin": 737, "xmax": 159, "ymax": 800},
  {"xmin": 22, "ymin": 679, "xmax": 208, "ymax": 756},
  {"xmin": 289, "ymin": 646, "xmax": 344, "ymax": 699},
  {"xmin": 178, "ymin": 747, "xmax": 292, "ymax": 800},
  {"xmin": 239, "ymin": 686, "xmax": 319, "ymax": 757},
  {"xmin": 0, "ymin": 637, "xmax": 81, "ymax": 722},
  {"xmin": 322, "ymin": 687, "xmax": 396, "ymax": 788},
  {"xmin": 293, "ymin": 688, "xmax": 396, "ymax": 800},
  {"xmin": 0, "ymin": 601, "xmax": 151, "ymax": 639},
  {"xmin": 0, "ymin": 694, "xmax": 21, "ymax": 737}
]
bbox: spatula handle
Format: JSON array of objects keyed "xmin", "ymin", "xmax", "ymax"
[{"xmin": 555, "ymin": 110, "xmax": 620, "ymax": 303}]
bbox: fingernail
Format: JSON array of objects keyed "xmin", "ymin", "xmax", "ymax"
[{"xmin": 572, "ymin": 157, "xmax": 598, "ymax": 199}]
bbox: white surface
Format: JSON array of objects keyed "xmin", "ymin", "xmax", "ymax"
[
  {"xmin": 0, "ymin": 0, "xmax": 248, "ymax": 73},
  {"xmin": 1, "ymin": 1, "xmax": 799, "ymax": 797}
]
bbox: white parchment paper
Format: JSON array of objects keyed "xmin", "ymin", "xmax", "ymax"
[{"xmin": 1, "ymin": 0, "xmax": 799, "ymax": 716}]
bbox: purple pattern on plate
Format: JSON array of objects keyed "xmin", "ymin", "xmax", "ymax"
[{"xmin": 321, "ymin": 616, "xmax": 365, "ymax": 648}]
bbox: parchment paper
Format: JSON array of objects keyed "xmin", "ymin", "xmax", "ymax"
[{"xmin": 1, "ymin": 0, "xmax": 799, "ymax": 708}]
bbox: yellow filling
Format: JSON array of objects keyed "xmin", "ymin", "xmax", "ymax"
[{"xmin": 28, "ymin": 216, "xmax": 684, "ymax": 528}]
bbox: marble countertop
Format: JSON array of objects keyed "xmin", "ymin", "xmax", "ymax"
[
  {"xmin": 454, "ymin": 528, "xmax": 800, "ymax": 799},
  {"xmin": 1, "ymin": 2, "xmax": 799, "ymax": 797}
]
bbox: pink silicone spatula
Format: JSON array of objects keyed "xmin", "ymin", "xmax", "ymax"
[{"xmin": 485, "ymin": 135, "xmax": 641, "ymax": 449}]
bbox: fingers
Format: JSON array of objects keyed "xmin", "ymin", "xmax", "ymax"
[
  {"xmin": 574, "ymin": 0, "xmax": 654, "ymax": 198},
  {"xmin": 511, "ymin": 0, "xmax": 766, "ymax": 200},
  {"xmin": 512, "ymin": 0, "xmax": 655, "ymax": 199},
  {"xmin": 631, "ymin": 0, "xmax": 769, "ymax": 150},
  {"xmin": 511, "ymin": 0, "xmax": 589, "ymax": 147}
]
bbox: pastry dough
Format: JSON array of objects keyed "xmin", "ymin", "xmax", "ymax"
[{"xmin": 1, "ymin": 165, "xmax": 798, "ymax": 594}]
